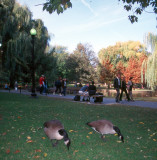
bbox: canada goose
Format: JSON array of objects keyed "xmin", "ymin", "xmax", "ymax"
[
  {"xmin": 43, "ymin": 120, "xmax": 71, "ymax": 150},
  {"xmin": 87, "ymin": 119, "xmax": 124, "ymax": 143}
]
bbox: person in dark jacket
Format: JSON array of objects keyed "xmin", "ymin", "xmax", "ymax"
[
  {"xmin": 61, "ymin": 78, "xmax": 67, "ymax": 96},
  {"xmin": 120, "ymin": 77, "xmax": 130, "ymax": 101},
  {"xmin": 88, "ymin": 81, "xmax": 96, "ymax": 96},
  {"xmin": 114, "ymin": 73, "xmax": 121, "ymax": 103},
  {"xmin": 55, "ymin": 77, "xmax": 62, "ymax": 96}
]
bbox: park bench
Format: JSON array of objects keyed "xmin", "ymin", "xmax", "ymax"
[{"xmin": 74, "ymin": 93, "xmax": 104, "ymax": 103}]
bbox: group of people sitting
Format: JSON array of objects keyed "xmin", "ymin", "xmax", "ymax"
[
  {"xmin": 114, "ymin": 74, "xmax": 134, "ymax": 103},
  {"xmin": 78, "ymin": 81, "xmax": 97, "ymax": 101}
]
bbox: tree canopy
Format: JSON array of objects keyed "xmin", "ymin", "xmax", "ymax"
[
  {"xmin": 119, "ymin": 0, "xmax": 157, "ymax": 23},
  {"xmin": 98, "ymin": 41, "xmax": 148, "ymax": 85},
  {"xmin": 37, "ymin": 0, "xmax": 156, "ymax": 23}
]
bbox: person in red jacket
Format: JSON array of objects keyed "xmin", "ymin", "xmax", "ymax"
[{"xmin": 39, "ymin": 75, "xmax": 45, "ymax": 94}]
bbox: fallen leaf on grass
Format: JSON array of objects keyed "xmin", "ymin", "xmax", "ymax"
[
  {"xmin": 88, "ymin": 132, "xmax": 93, "ymax": 134},
  {"xmin": 153, "ymin": 139, "xmax": 156, "ymax": 141},
  {"xmin": 2, "ymin": 132, "xmax": 7, "ymax": 136},
  {"xmin": 139, "ymin": 122, "xmax": 144, "ymax": 124},
  {"xmin": 27, "ymin": 140, "xmax": 33, "ymax": 143},
  {"xmin": 117, "ymin": 141, "xmax": 122, "ymax": 143},
  {"xmin": 27, "ymin": 136, "xmax": 31, "ymax": 140},
  {"xmin": 86, "ymin": 136, "xmax": 90, "ymax": 138},
  {"xmin": 130, "ymin": 118, "xmax": 134, "ymax": 122},
  {"xmin": 82, "ymin": 142, "xmax": 86, "ymax": 145},
  {"xmin": 69, "ymin": 130, "xmax": 78, "ymax": 133},
  {"xmin": 6, "ymin": 149, "xmax": 10, "ymax": 154},
  {"xmin": 114, "ymin": 133, "xmax": 118, "ymax": 136},
  {"xmin": 34, "ymin": 155, "xmax": 40, "ymax": 159},
  {"xmin": 14, "ymin": 150, "xmax": 20, "ymax": 154},
  {"xmin": 42, "ymin": 137, "xmax": 46, "ymax": 139},
  {"xmin": 35, "ymin": 149, "xmax": 41, "ymax": 153},
  {"xmin": 18, "ymin": 116, "xmax": 22, "ymax": 119},
  {"xmin": 73, "ymin": 150, "xmax": 79, "ymax": 155},
  {"xmin": 150, "ymin": 133, "xmax": 156, "ymax": 137},
  {"xmin": 44, "ymin": 153, "xmax": 47, "ymax": 157}
]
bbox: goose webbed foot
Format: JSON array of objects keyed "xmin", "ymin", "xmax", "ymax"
[
  {"xmin": 101, "ymin": 135, "xmax": 106, "ymax": 142},
  {"xmin": 51, "ymin": 140, "xmax": 58, "ymax": 147}
]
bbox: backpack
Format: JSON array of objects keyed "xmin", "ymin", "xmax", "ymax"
[
  {"xmin": 94, "ymin": 93, "xmax": 103, "ymax": 103},
  {"xmin": 74, "ymin": 95, "xmax": 80, "ymax": 101}
]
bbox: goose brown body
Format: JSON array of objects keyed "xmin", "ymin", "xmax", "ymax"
[
  {"xmin": 44, "ymin": 120, "xmax": 64, "ymax": 140},
  {"xmin": 43, "ymin": 119, "xmax": 71, "ymax": 149},
  {"xmin": 87, "ymin": 120, "xmax": 116, "ymax": 135},
  {"xmin": 87, "ymin": 119, "xmax": 124, "ymax": 142}
]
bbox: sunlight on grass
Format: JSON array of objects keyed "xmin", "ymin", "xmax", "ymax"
[{"xmin": 0, "ymin": 93, "xmax": 157, "ymax": 160}]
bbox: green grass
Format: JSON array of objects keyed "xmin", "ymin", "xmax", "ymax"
[{"xmin": 0, "ymin": 93, "xmax": 157, "ymax": 160}]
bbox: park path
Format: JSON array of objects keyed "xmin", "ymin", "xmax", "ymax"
[{"xmin": 0, "ymin": 89, "xmax": 157, "ymax": 109}]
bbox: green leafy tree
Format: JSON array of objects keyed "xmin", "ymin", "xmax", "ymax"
[
  {"xmin": 0, "ymin": 0, "xmax": 51, "ymax": 87},
  {"xmin": 141, "ymin": 33, "xmax": 157, "ymax": 90},
  {"xmin": 36, "ymin": 0, "xmax": 72, "ymax": 14}
]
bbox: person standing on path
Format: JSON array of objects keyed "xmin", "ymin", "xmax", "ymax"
[
  {"xmin": 61, "ymin": 78, "xmax": 67, "ymax": 96},
  {"xmin": 114, "ymin": 73, "xmax": 121, "ymax": 103},
  {"xmin": 127, "ymin": 77, "xmax": 134, "ymax": 101},
  {"xmin": 39, "ymin": 75, "xmax": 45, "ymax": 94},
  {"xmin": 120, "ymin": 76, "xmax": 130, "ymax": 101},
  {"xmin": 55, "ymin": 77, "xmax": 62, "ymax": 96}
]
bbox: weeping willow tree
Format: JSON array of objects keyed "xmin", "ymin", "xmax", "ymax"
[
  {"xmin": 0, "ymin": 0, "xmax": 50, "ymax": 87},
  {"xmin": 141, "ymin": 33, "xmax": 157, "ymax": 90}
]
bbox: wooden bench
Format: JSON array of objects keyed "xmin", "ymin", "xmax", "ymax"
[{"xmin": 75, "ymin": 93, "xmax": 104, "ymax": 103}]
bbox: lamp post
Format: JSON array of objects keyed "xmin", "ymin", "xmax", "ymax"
[{"xmin": 30, "ymin": 28, "xmax": 37, "ymax": 97}]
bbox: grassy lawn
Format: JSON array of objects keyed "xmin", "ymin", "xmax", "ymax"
[{"xmin": 0, "ymin": 93, "xmax": 157, "ymax": 160}]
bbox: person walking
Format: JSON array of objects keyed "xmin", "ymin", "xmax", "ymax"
[
  {"xmin": 120, "ymin": 76, "xmax": 130, "ymax": 101},
  {"xmin": 61, "ymin": 78, "xmax": 67, "ymax": 96},
  {"xmin": 114, "ymin": 73, "xmax": 121, "ymax": 103},
  {"xmin": 55, "ymin": 77, "xmax": 62, "ymax": 96},
  {"xmin": 127, "ymin": 77, "xmax": 134, "ymax": 101},
  {"xmin": 39, "ymin": 75, "xmax": 45, "ymax": 94}
]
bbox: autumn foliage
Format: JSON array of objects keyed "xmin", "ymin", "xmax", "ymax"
[{"xmin": 98, "ymin": 41, "xmax": 148, "ymax": 84}]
